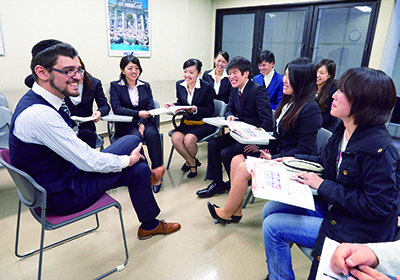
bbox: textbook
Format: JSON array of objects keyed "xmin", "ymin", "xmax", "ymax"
[
  {"xmin": 148, "ymin": 105, "xmax": 196, "ymax": 116},
  {"xmin": 245, "ymin": 156, "xmax": 315, "ymax": 211},
  {"xmin": 70, "ymin": 115, "xmax": 97, "ymax": 123}
]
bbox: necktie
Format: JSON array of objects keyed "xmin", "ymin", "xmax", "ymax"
[
  {"xmin": 239, "ymin": 90, "xmax": 242, "ymax": 99},
  {"xmin": 60, "ymin": 100, "xmax": 70, "ymax": 116}
]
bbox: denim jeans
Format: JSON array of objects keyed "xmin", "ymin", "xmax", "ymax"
[{"xmin": 262, "ymin": 199, "xmax": 328, "ymax": 280}]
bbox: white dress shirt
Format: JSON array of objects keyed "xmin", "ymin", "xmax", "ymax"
[
  {"xmin": 208, "ymin": 68, "xmax": 228, "ymax": 95},
  {"xmin": 119, "ymin": 79, "xmax": 145, "ymax": 106},
  {"xmin": 13, "ymin": 83, "xmax": 130, "ymax": 173},
  {"xmin": 179, "ymin": 78, "xmax": 200, "ymax": 114}
]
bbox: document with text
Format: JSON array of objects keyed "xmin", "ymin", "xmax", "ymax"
[{"xmin": 245, "ymin": 156, "xmax": 315, "ymax": 211}]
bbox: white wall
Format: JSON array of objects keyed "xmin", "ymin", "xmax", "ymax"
[{"xmin": 0, "ymin": 0, "xmax": 214, "ymax": 132}]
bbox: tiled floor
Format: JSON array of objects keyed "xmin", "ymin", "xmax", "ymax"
[{"xmin": 0, "ymin": 122, "xmax": 311, "ymax": 280}]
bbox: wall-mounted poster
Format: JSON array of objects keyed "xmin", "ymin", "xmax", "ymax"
[
  {"xmin": 0, "ymin": 22, "xmax": 5, "ymax": 55},
  {"xmin": 106, "ymin": 0, "xmax": 150, "ymax": 57}
]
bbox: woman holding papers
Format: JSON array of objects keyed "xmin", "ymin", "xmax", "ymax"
[
  {"xmin": 165, "ymin": 58, "xmax": 215, "ymax": 178},
  {"xmin": 316, "ymin": 59, "xmax": 339, "ymax": 132},
  {"xmin": 202, "ymin": 50, "xmax": 231, "ymax": 104},
  {"xmin": 207, "ymin": 57, "xmax": 322, "ymax": 223},
  {"xmin": 110, "ymin": 55, "xmax": 163, "ymax": 192},
  {"xmin": 262, "ymin": 67, "xmax": 399, "ymax": 280}
]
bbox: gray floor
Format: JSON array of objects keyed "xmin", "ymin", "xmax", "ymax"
[{"xmin": 0, "ymin": 122, "xmax": 311, "ymax": 280}]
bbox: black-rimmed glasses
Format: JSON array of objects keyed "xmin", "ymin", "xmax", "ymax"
[{"xmin": 49, "ymin": 67, "xmax": 85, "ymax": 77}]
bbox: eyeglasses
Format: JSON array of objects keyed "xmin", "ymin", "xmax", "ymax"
[{"xmin": 49, "ymin": 67, "xmax": 85, "ymax": 77}]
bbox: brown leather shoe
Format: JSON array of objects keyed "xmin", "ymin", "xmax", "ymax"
[
  {"xmin": 151, "ymin": 166, "xmax": 165, "ymax": 185},
  {"xmin": 137, "ymin": 220, "xmax": 181, "ymax": 240}
]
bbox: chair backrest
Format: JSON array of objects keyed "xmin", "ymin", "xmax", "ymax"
[
  {"xmin": 0, "ymin": 93, "xmax": 8, "ymax": 108},
  {"xmin": 317, "ymin": 128, "xmax": 332, "ymax": 155},
  {"xmin": 213, "ymin": 99, "xmax": 227, "ymax": 118},
  {"xmin": 0, "ymin": 148, "xmax": 47, "ymax": 209},
  {"xmin": 0, "ymin": 106, "xmax": 12, "ymax": 149}
]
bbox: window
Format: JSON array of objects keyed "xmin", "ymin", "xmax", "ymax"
[{"xmin": 215, "ymin": 1, "xmax": 380, "ymax": 76}]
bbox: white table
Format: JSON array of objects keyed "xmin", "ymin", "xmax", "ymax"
[{"xmin": 203, "ymin": 117, "xmax": 274, "ymax": 145}]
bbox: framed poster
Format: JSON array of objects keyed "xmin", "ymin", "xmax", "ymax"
[{"xmin": 106, "ymin": 0, "xmax": 150, "ymax": 57}]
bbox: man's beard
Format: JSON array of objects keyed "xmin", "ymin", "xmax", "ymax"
[{"xmin": 49, "ymin": 74, "xmax": 79, "ymax": 98}]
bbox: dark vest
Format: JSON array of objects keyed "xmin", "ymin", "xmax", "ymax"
[{"xmin": 9, "ymin": 90, "xmax": 80, "ymax": 195}]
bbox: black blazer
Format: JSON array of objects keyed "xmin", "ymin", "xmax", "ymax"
[
  {"xmin": 202, "ymin": 69, "xmax": 231, "ymax": 104},
  {"xmin": 225, "ymin": 79, "xmax": 273, "ymax": 131},
  {"xmin": 110, "ymin": 80, "xmax": 155, "ymax": 135},
  {"xmin": 321, "ymin": 82, "xmax": 339, "ymax": 132},
  {"xmin": 174, "ymin": 79, "xmax": 215, "ymax": 121},
  {"xmin": 270, "ymin": 100, "xmax": 322, "ymax": 158},
  {"xmin": 65, "ymin": 77, "xmax": 110, "ymax": 131}
]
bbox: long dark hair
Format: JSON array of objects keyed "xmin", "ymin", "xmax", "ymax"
[
  {"xmin": 274, "ymin": 57, "xmax": 317, "ymax": 130},
  {"xmin": 78, "ymin": 56, "xmax": 92, "ymax": 89},
  {"xmin": 316, "ymin": 59, "xmax": 336, "ymax": 112}
]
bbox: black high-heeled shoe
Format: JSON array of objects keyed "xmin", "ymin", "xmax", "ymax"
[
  {"xmin": 207, "ymin": 202, "xmax": 230, "ymax": 224},
  {"xmin": 229, "ymin": 215, "xmax": 242, "ymax": 224},
  {"xmin": 212, "ymin": 204, "xmax": 242, "ymax": 224},
  {"xmin": 182, "ymin": 159, "xmax": 201, "ymax": 173},
  {"xmin": 187, "ymin": 166, "xmax": 197, "ymax": 178}
]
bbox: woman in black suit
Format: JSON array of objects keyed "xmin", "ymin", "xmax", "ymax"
[
  {"xmin": 202, "ymin": 51, "xmax": 231, "ymax": 104},
  {"xmin": 165, "ymin": 58, "xmax": 215, "ymax": 178},
  {"xmin": 110, "ymin": 55, "xmax": 163, "ymax": 192},
  {"xmin": 65, "ymin": 57, "xmax": 110, "ymax": 148},
  {"xmin": 207, "ymin": 57, "xmax": 322, "ymax": 224},
  {"xmin": 316, "ymin": 59, "xmax": 338, "ymax": 132}
]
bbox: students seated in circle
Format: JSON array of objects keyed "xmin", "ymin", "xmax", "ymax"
[
  {"xmin": 262, "ymin": 67, "xmax": 399, "ymax": 280},
  {"xmin": 109, "ymin": 55, "xmax": 164, "ymax": 192},
  {"xmin": 316, "ymin": 59, "xmax": 339, "ymax": 132},
  {"xmin": 202, "ymin": 50, "xmax": 231, "ymax": 104},
  {"xmin": 165, "ymin": 58, "xmax": 215, "ymax": 179},
  {"xmin": 206, "ymin": 57, "xmax": 322, "ymax": 224}
]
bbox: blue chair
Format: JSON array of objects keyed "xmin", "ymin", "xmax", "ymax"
[
  {"xmin": 0, "ymin": 148, "xmax": 129, "ymax": 280},
  {"xmin": 0, "ymin": 106, "xmax": 12, "ymax": 149},
  {"xmin": 0, "ymin": 92, "xmax": 8, "ymax": 108}
]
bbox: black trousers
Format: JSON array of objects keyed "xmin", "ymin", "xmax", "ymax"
[
  {"xmin": 205, "ymin": 134, "xmax": 246, "ymax": 183},
  {"xmin": 47, "ymin": 135, "xmax": 161, "ymax": 224}
]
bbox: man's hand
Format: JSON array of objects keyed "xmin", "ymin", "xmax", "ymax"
[
  {"xmin": 331, "ymin": 244, "xmax": 379, "ymax": 276},
  {"xmin": 129, "ymin": 142, "xmax": 145, "ymax": 166},
  {"xmin": 244, "ymin": 144, "xmax": 259, "ymax": 153},
  {"xmin": 260, "ymin": 149, "xmax": 271, "ymax": 159},
  {"xmin": 227, "ymin": 115, "xmax": 238, "ymax": 121}
]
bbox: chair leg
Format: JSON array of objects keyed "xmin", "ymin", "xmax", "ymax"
[
  {"xmin": 94, "ymin": 204, "xmax": 129, "ymax": 280},
  {"xmin": 160, "ymin": 133, "xmax": 164, "ymax": 166},
  {"xmin": 242, "ymin": 188, "xmax": 253, "ymax": 209},
  {"xmin": 166, "ymin": 145, "xmax": 174, "ymax": 170}
]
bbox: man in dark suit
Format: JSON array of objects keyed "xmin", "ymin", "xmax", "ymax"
[
  {"xmin": 253, "ymin": 50, "xmax": 283, "ymax": 110},
  {"xmin": 11, "ymin": 40, "xmax": 180, "ymax": 240},
  {"xmin": 196, "ymin": 56, "xmax": 274, "ymax": 198}
]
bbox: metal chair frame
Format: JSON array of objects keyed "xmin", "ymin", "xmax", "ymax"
[{"xmin": 0, "ymin": 148, "xmax": 129, "ymax": 280}]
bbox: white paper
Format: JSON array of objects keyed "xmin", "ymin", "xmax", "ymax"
[
  {"xmin": 316, "ymin": 237, "xmax": 348, "ymax": 280},
  {"xmin": 245, "ymin": 156, "xmax": 315, "ymax": 211},
  {"xmin": 148, "ymin": 105, "xmax": 195, "ymax": 116},
  {"xmin": 70, "ymin": 115, "xmax": 96, "ymax": 123}
]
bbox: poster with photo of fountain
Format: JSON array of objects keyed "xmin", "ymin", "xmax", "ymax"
[{"xmin": 106, "ymin": 0, "xmax": 150, "ymax": 57}]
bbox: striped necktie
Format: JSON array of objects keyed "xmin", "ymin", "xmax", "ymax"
[{"xmin": 60, "ymin": 100, "xmax": 70, "ymax": 116}]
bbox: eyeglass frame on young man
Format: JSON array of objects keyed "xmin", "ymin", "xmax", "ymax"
[{"xmin": 49, "ymin": 67, "xmax": 85, "ymax": 77}]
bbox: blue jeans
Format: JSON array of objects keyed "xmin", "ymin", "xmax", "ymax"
[{"xmin": 262, "ymin": 199, "xmax": 328, "ymax": 280}]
